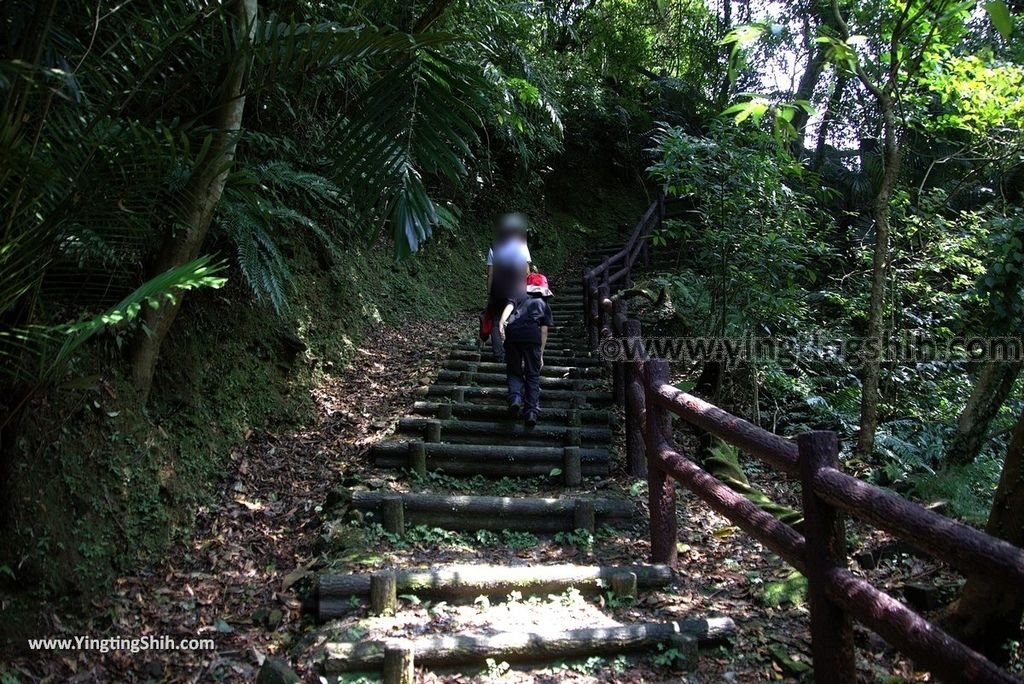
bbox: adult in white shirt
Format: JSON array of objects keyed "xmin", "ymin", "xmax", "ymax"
[{"xmin": 486, "ymin": 213, "xmax": 531, "ymax": 362}]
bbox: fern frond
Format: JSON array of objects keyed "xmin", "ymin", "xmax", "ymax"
[{"xmin": 332, "ymin": 47, "xmax": 485, "ymax": 256}]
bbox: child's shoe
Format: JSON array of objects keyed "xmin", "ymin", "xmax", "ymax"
[
  {"xmin": 524, "ymin": 411, "xmax": 538, "ymax": 428},
  {"xmin": 508, "ymin": 397, "xmax": 523, "ymax": 416}
]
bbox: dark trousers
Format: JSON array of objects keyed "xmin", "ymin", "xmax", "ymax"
[
  {"xmin": 490, "ymin": 313, "xmax": 505, "ymax": 362},
  {"xmin": 505, "ymin": 340, "xmax": 542, "ymax": 413}
]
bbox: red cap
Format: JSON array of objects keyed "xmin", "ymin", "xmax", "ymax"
[
  {"xmin": 526, "ymin": 272, "xmax": 549, "ymax": 288},
  {"xmin": 526, "ymin": 272, "xmax": 553, "ymax": 298}
]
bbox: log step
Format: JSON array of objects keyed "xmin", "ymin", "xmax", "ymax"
[
  {"xmin": 451, "ymin": 340, "xmax": 590, "ymax": 354},
  {"xmin": 321, "ymin": 618, "xmax": 736, "ymax": 673},
  {"xmin": 448, "ymin": 350, "xmax": 602, "ymax": 367},
  {"xmin": 454, "ymin": 341, "xmax": 590, "ymax": 355},
  {"xmin": 349, "ymin": 491, "xmax": 633, "ymax": 535},
  {"xmin": 435, "ymin": 370, "xmax": 603, "ymax": 390},
  {"xmin": 315, "ymin": 563, "xmax": 671, "ymax": 620},
  {"xmin": 417, "ymin": 385, "xmax": 612, "ymax": 407},
  {"xmin": 396, "ymin": 417, "xmax": 611, "ymax": 445},
  {"xmin": 442, "ymin": 360, "xmax": 602, "ymax": 378},
  {"xmin": 371, "ymin": 441, "xmax": 610, "ymax": 478},
  {"xmin": 411, "ymin": 401, "xmax": 612, "ymax": 426}
]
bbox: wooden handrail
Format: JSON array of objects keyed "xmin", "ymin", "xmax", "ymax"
[
  {"xmin": 824, "ymin": 569, "xmax": 1017, "ymax": 684},
  {"xmin": 583, "ymin": 200, "xmax": 1024, "ymax": 683},
  {"xmin": 649, "ymin": 441, "xmax": 807, "ymax": 570},
  {"xmin": 814, "ymin": 466, "xmax": 1024, "ymax": 587},
  {"xmin": 650, "ymin": 382, "xmax": 799, "ymax": 476},
  {"xmin": 584, "ymin": 200, "xmax": 659, "ymax": 280}
]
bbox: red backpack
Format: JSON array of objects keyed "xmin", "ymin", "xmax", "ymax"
[{"xmin": 479, "ymin": 310, "xmax": 493, "ymax": 341}]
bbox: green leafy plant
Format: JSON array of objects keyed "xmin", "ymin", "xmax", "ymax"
[
  {"xmin": 500, "ymin": 530, "xmax": 539, "ymax": 550},
  {"xmin": 651, "ymin": 642, "xmax": 685, "ymax": 667},
  {"xmin": 554, "ymin": 528, "xmax": 595, "ymax": 550}
]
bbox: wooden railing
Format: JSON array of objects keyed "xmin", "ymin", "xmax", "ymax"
[{"xmin": 581, "ymin": 201, "xmax": 1024, "ymax": 683}]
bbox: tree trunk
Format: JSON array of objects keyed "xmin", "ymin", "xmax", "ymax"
[
  {"xmin": 856, "ymin": 95, "xmax": 900, "ymax": 457},
  {"xmin": 129, "ymin": 0, "xmax": 258, "ymax": 402},
  {"xmin": 944, "ymin": 405, "xmax": 1024, "ymax": 663},
  {"xmin": 812, "ymin": 73, "xmax": 848, "ymax": 170},
  {"xmin": 789, "ymin": 0, "xmax": 841, "ymax": 158},
  {"xmin": 789, "ymin": 47, "xmax": 826, "ymax": 158},
  {"xmin": 716, "ymin": 0, "xmax": 733, "ymax": 109},
  {"xmin": 411, "ymin": 0, "xmax": 454, "ymax": 32},
  {"xmin": 944, "ymin": 360, "xmax": 1024, "ymax": 467}
]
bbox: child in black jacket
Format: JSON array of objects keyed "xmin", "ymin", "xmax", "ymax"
[{"xmin": 498, "ymin": 279, "xmax": 554, "ymax": 427}]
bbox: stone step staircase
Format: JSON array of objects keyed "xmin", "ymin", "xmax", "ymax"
[{"xmin": 305, "ymin": 251, "xmax": 734, "ymax": 681}]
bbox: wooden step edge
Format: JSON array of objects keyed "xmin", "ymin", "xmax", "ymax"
[
  {"xmin": 447, "ymin": 353, "xmax": 603, "ymax": 367},
  {"xmin": 314, "ymin": 564, "xmax": 672, "ymax": 620},
  {"xmin": 372, "ymin": 444, "xmax": 609, "ymax": 481},
  {"xmin": 320, "ymin": 618, "xmax": 736, "ymax": 673},
  {"xmin": 397, "ymin": 417, "xmax": 612, "ymax": 441},
  {"xmin": 441, "ymin": 361, "xmax": 603, "ymax": 378},
  {"xmin": 371, "ymin": 441, "xmax": 609, "ymax": 460},
  {"xmin": 351, "ymin": 490, "xmax": 634, "ymax": 516},
  {"xmin": 411, "ymin": 401, "xmax": 612, "ymax": 426},
  {"xmin": 435, "ymin": 370, "xmax": 604, "ymax": 390},
  {"xmin": 417, "ymin": 385, "xmax": 612, "ymax": 404}
]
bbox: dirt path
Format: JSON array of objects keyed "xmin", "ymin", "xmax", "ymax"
[
  {"xmin": 2, "ymin": 316, "xmax": 465, "ymax": 683},
  {"xmin": 2, "ymin": 283, "xmax": 974, "ymax": 683}
]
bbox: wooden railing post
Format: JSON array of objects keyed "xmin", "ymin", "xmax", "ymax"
[
  {"xmin": 798, "ymin": 431, "xmax": 855, "ymax": 683},
  {"xmin": 644, "ymin": 359, "xmax": 677, "ymax": 565},
  {"xmin": 581, "ymin": 271, "xmax": 590, "ymax": 334},
  {"xmin": 587, "ymin": 284, "xmax": 599, "ymax": 350},
  {"xmin": 598, "ymin": 284, "xmax": 611, "ymax": 340},
  {"xmin": 624, "ymin": 319, "xmax": 647, "ymax": 477},
  {"xmin": 611, "ymin": 298, "xmax": 627, "ymax": 406}
]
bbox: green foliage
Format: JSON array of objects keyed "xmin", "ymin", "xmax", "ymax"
[
  {"xmin": 985, "ymin": 1, "xmax": 1015, "ymax": 39},
  {"xmin": 647, "ymin": 122, "xmax": 830, "ymax": 336},
  {"xmin": 759, "ymin": 570, "xmax": 808, "ymax": 608},
  {"xmin": 704, "ymin": 441, "xmax": 803, "ymax": 527},
  {"xmin": 216, "ymin": 161, "xmax": 342, "ymax": 313},
  {"xmin": 977, "ymin": 211, "xmax": 1024, "ymax": 332},
  {"xmin": 365, "ymin": 521, "xmax": 539, "ymax": 552},
  {"xmin": 652, "ymin": 642, "xmax": 686, "ymax": 667},
  {"xmin": 553, "ymin": 528, "xmax": 595, "ymax": 550},
  {"xmin": 912, "ymin": 454, "xmax": 1006, "ymax": 523},
  {"xmin": 643, "ymin": 92, "xmax": 1022, "ymax": 497},
  {"xmin": 921, "ymin": 54, "xmax": 1024, "ymax": 136},
  {"xmin": 333, "ymin": 49, "xmax": 485, "ymax": 257},
  {"xmin": 721, "ymin": 96, "xmax": 815, "ymax": 144}
]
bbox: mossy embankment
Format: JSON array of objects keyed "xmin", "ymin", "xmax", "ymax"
[{"xmin": 0, "ymin": 176, "xmax": 645, "ymax": 618}]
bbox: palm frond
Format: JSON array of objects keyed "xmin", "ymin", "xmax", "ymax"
[
  {"xmin": 332, "ymin": 48, "xmax": 484, "ymax": 256},
  {"xmin": 0, "ymin": 256, "xmax": 226, "ymax": 385},
  {"xmin": 216, "ymin": 159, "xmax": 346, "ymax": 314}
]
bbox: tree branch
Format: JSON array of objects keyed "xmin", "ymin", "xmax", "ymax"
[{"xmin": 412, "ymin": 0, "xmax": 454, "ymax": 33}]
